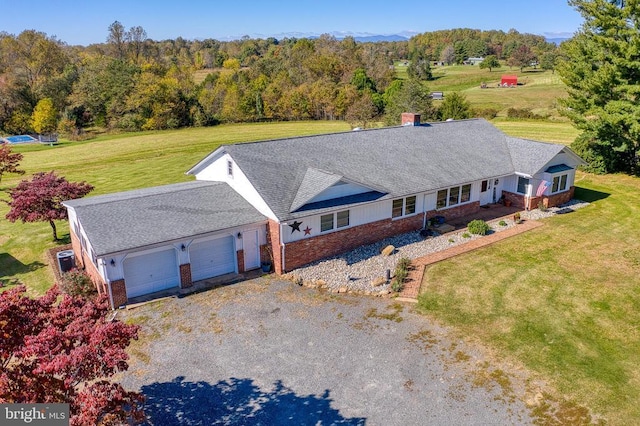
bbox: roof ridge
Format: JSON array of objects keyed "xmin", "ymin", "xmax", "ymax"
[{"xmin": 67, "ymin": 181, "xmax": 220, "ymax": 207}]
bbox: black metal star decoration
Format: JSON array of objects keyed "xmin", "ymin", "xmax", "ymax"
[{"xmin": 289, "ymin": 221, "xmax": 303, "ymax": 233}]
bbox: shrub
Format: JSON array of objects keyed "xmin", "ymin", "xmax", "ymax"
[
  {"xmin": 499, "ymin": 220, "xmax": 507, "ymax": 226},
  {"xmin": 391, "ymin": 257, "xmax": 411, "ymax": 292},
  {"xmin": 472, "ymin": 107, "xmax": 499, "ymax": 120},
  {"xmin": 506, "ymin": 107, "xmax": 546, "ymax": 120},
  {"xmin": 59, "ymin": 270, "xmax": 97, "ymax": 299},
  {"xmin": 397, "ymin": 257, "xmax": 412, "ymax": 270},
  {"xmin": 513, "ymin": 212, "xmax": 522, "ymax": 223},
  {"xmin": 467, "ymin": 219, "xmax": 490, "ymax": 235},
  {"xmin": 462, "ymin": 232, "xmax": 471, "ymax": 238},
  {"xmin": 448, "ymin": 238, "xmax": 455, "ymax": 243},
  {"xmin": 538, "ymin": 201, "xmax": 548, "ymax": 212}
]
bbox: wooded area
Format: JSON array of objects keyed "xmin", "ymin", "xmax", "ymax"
[{"xmin": 0, "ymin": 24, "xmax": 558, "ymax": 135}]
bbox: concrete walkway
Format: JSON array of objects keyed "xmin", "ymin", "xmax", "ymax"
[{"xmin": 399, "ymin": 219, "xmax": 544, "ymax": 300}]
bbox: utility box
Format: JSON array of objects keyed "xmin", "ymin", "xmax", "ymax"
[{"xmin": 57, "ymin": 250, "xmax": 75, "ymax": 274}]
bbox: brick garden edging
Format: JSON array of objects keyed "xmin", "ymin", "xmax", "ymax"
[{"xmin": 398, "ymin": 219, "xmax": 544, "ymax": 301}]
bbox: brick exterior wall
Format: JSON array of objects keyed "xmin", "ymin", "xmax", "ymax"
[
  {"xmin": 503, "ymin": 187, "xmax": 575, "ymax": 210},
  {"xmin": 427, "ymin": 201, "xmax": 480, "ymax": 222},
  {"xmin": 236, "ymin": 250, "xmax": 245, "ymax": 273},
  {"xmin": 179, "ymin": 263, "xmax": 192, "ymax": 288},
  {"xmin": 543, "ymin": 186, "xmax": 575, "ymax": 208},
  {"xmin": 70, "ymin": 229, "xmax": 107, "ymax": 294},
  {"xmin": 110, "ymin": 279, "xmax": 127, "ymax": 308},
  {"xmin": 282, "ymin": 214, "xmax": 424, "ymax": 272},
  {"xmin": 267, "ymin": 219, "xmax": 283, "ymax": 274}
]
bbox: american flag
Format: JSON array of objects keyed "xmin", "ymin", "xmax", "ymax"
[{"xmin": 536, "ymin": 180, "xmax": 551, "ymax": 197}]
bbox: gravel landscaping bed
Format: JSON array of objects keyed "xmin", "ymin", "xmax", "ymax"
[{"xmin": 289, "ymin": 200, "xmax": 590, "ymax": 295}]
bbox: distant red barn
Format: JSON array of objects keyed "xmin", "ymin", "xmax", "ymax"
[{"xmin": 501, "ymin": 75, "xmax": 518, "ymax": 87}]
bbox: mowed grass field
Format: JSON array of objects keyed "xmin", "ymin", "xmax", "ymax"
[{"xmin": 418, "ymin": 172, "xmax": 640, "ymax": 425}]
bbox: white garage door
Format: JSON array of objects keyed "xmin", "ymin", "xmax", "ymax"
[
  {"xmin": 190, "ymin": 236, "xmax": 236, "ymax": 282},
  {"xmin": 124, "ymin": 248, "xmax": 179, "ymax": 298}
]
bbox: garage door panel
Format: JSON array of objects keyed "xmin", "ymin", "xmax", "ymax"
[
  {"xmin": 124, "ymin": 249, "xmax": 179, "ymax": 298},
  {"xmin": 190, "ymin": 236, "xmax": 235, "ymax": 282}
]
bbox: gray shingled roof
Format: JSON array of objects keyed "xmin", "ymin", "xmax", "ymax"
[
  {"xmin": 196, "ymin": 119, "xmax": 520, "ymax": 221},
  {"xmin": 505, "ymin": 137, "xmax": 567, "ymax": 177},
  {"xmin": 64, "ymin": 181, "xmax": 266, "ymax": 256},
  {"xmin": 289, "ymin": 168, "xmax": 344, "ymax": 212}
]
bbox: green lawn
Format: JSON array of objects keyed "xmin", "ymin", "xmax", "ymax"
[
  {"xmin": 0, "ymin": 121, "xmax": 350, "ymax": 294},
  {"xmin": 417, "ymin": 171, "xmax": 640, "ymax": 425}
]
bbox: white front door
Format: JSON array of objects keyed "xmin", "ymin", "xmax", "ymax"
[
  {"xmin": 480, "ymin": 179, "xmax": 493, "ymax": 206},
  {"xmin": 243, "ymin": 229, "xmax": 261, "ymax": 270}
]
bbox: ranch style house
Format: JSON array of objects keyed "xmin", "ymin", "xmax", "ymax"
[{"xmin": 64, "ymin": 114, "xmax": 585, "ymax": 308}]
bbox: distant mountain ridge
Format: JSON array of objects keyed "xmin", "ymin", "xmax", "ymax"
[{"xmin": 219, "ymin": 31, "xmax": 570, "ymax": 44}]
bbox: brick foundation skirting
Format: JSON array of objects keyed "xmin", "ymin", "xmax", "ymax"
[
  {"xmin": 236, "ymin": 250, "xmax": 245, "ymax": 273},
  {"xmin": 282, "ymin": 214, "xmax": 424, "ymax": 272},
  {"xmin": 69, "ymin": 231, "xmax": 107, "ymax": 294},
  {"xmin": 110, "ymin": 279, "xmax": 127, "ymax": 308},
  {"xmin": 180, "ymin": 263, "xmax": 192, "ymax": 288},
  {"xmin": 503, "ymin": 187, "xmax": 576, "ymax": 210}
]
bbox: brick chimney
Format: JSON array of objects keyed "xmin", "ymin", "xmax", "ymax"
[{"xmin": 401, "ymin": 112, "xmax": 421, "ymax": 126}]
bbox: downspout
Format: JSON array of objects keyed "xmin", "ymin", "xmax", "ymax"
[
  {"xmin": 280, "ymin": 222, "xmax": 286, "ymax": 273},
  {"xmin": 422, "ymin": 194, "xmax": 427, "ymax": 229},
  {"xmin": 102, "ymin": 259, "xmax": 115, "ymax": 310}
]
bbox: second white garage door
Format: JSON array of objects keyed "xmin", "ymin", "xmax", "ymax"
[
  {"xmin": 190, "ymin": 235, "xmax": 236, "ymax": 282},
  {"xmin": 124, "ymin": 248, "xmax": 180, "ymax": 298}
]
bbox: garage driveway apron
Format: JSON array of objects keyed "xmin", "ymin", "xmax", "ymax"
[{"xmin": 118, "ymin": 278, "xmax": 532, "ymax": 425}]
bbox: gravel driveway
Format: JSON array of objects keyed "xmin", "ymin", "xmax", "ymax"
[{"xmin": 118, "ymin": 278, "xmax": 534, "ymax": 425}]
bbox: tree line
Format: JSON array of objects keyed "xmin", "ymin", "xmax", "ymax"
[{"xmin": 0, "ymin": 24, "xmax": 558, "ymax": 136}]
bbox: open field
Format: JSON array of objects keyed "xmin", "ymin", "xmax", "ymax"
[
  {"xmin": 492, "ymin": 118, "xmax": 578, "ymax": 145},
  {"xmin": 0, "ymin": 121, "xmax": 350, "ymax": 294},
  {"xmin": 396, "ymin": 62, "xmax": 567, "ymax": 119},
  {"xmin": 418, "ymin": 171, "xmax": 640, "ymax": 425}
]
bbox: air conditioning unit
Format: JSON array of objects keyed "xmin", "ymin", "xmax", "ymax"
[{"xmin": 57, "ymin": 250, "xmax": 75, "ymax": 274}]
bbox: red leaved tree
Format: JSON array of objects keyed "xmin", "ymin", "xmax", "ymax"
[
  {"xmin": 0, "ymin": 142, "xmax": 25, "ymax": 184},
  {"xmin": 0, "ymin": 285, "xmax": 145, "ymax": 425},
  {"xmin": 5, "ymin": 171, "xmax": 94, "ymax": 241}
]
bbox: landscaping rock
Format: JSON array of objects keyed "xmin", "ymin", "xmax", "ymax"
[
  {"xmin": 371, "ymin": 277, "xmax": 386, "ymax": 287},
  {"xmin": 290, "ymin": 200, "xmax": 590, "ymax": 296},
  {"xmin": 381, "ymin": 245, "xmax": 395, "ymax": 256}
]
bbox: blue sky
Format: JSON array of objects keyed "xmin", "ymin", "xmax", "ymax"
[{"xmin": 1, "ymin": 0, "xmax": 583, "ymax": 45}]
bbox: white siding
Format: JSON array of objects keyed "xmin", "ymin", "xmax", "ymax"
[
  {"xmin": 282, "ymin": 195, "xmax": 428, "ymax": 244},
  {"xmin": 195, "ymin": 153, "xmax": 278, "ymax": 220}
]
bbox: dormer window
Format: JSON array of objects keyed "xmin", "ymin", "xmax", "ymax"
[{"xmin": 227, "ymin": 160, "xmax": 233, "ymax": 177}]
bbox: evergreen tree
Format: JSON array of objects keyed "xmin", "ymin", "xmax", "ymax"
[
  {"xmin": 438, "ymin": 92, "xmax": 472, "ymax": 120},
  {"xmin": 558, "ymin": 0, "xmax": 640, "ymax": 174}
]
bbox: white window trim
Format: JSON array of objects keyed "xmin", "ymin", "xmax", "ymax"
[
  {"xmin": 550, "ymin": 173, "xmax": 569, "ymax": 194},
  {"xmin": 517, "ymin": 176, "xmax": 530, "ymax": 195},
  {"xmin": 436, "ymin": 184, "xmax": 473, "ymax": 210},
  {"xmin": 320, "ymin": 209, "xmax": 350, "ymax": 233},
  {"xmin": 392, "ymin": 195, "xmax": 417, "ymax": 219}
]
